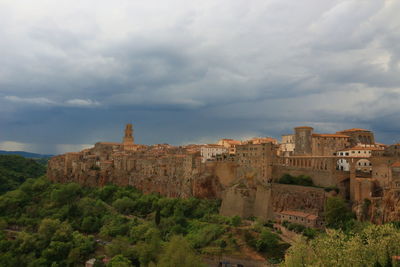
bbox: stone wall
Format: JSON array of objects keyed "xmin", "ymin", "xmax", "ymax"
[{"xmin": 219, "ymin": 182, "xmax": 327, "ymax": 221}]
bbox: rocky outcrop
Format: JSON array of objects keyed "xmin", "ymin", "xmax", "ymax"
[{"xmin": 47, "ymin": 143, "xmax": 227, "ymax": 198}]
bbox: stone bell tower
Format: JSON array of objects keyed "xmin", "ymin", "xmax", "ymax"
[{"xmin": 123, "ymin": 124, "xmax": 134, "ymax": 145}]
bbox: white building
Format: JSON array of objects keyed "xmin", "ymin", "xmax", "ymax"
[
  {"xmin": 336, "ymin": 146, "xmax": 383, "ymax": 171},
  {"xmin": 200, "ymin": 145, "xmax": 228, "ymax": 163},
  {"xmin": 279, "ymin": 134, "xmax": 295, "ymax": 156}
]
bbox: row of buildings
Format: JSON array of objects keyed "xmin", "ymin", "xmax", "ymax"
[{"xmin": 47, "ymin": 124, "xmax": 400, "ymax": 228}]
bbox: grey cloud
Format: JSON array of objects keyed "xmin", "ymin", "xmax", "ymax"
[{"xmin": 0, "ymin": 0, "xmax": 399, "ymax": 153}]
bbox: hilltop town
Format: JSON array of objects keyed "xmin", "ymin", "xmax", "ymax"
[{"xmin": 47, "ymin": 124, "xmax": 400, "ymax": 227}]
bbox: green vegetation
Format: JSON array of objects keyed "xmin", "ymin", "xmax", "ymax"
[
  {"xmin": 283, "ymin": 223, "xmax": 400, "ymax": 266},
  {"xmin": 0, "ymin": 171, "xmax": 290, "ymax": 266},
  {"xmin": 324, "ymin": 196, "xmax": 354, "ymax": 229},
  {"xmin": 281, "ymin": 221, "xmax": 320, "ymax": 239},
  {"xmin": 277, "ymin": 174, "xmax": 314, "ymax": 187},
  {"xmin": 0, "ymin": 155, "xmax": 46, "ymax": 194}
]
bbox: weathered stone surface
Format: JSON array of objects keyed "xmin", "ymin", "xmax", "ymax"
[
  {"xmin": 47, "ymin": 141, "xmax": 233, "ymax": 199},
  {"xmin": 219, "ymin": 181, "xmax": 326, "ymax": 221}
]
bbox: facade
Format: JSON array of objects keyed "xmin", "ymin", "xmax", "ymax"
[
  {"xmin": 336, "ymin": 146, "xmax": 383, "ymax": 172},
  {"xmin": 279, "ymin": 134, "xmax": 295, "ymax": 156},
  {"xmin": 200, "ymin": 145, "xmax": 228, "ymax": 163},
  {"xmin": 311, "ymin": 133, "xmax": 350, "ymax": 156},
  {"xmin": 275, "ymin": 210, "xmax": 324, "ymax": 228},
  {"xmin": 294, "ymin": 126, "xmax": 313, "ymax": 156},
  {"xmin": 235, "ymin": 142, "xmax": 277, "ymax": 183},
  {"xmin": 218, "ymin": 139, "xmax": 242, "ymax": 154},
  {"xmin": 337, "ymin": 128, "xmax": 375, "ymax": 146}
]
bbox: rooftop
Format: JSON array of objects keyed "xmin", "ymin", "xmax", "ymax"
[
  {"xmin": 338, "ymin": 128, "xmax": 370, "ymax": 133},
  {"xmin": 392, "ymin": 161, "xmax": 400, "ymax": 168}
]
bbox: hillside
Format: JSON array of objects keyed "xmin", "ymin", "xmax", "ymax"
[
  {"xmin": 0, "ymin": 178, "xmax": 288, "ymax": 266},
  {"xmin": 0, "ymin": 150, "xmax": 53, "ymax": 159},
  {"xmin": 0, "ymin": 155, "xmax": 46, "ymax": 194}
]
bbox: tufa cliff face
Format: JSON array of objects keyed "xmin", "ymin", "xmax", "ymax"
[
  {"xmin": 47, "ymin": 142, "xmax": 230, "ymax": 198},
  {"xmin": 219, "ymin": 179, "xmax": 328, "ymax": 221}
]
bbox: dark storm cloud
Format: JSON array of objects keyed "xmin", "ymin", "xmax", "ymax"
[{"xmin": 0, "ymin": 0, "xmax": 399, "ymax": 153}]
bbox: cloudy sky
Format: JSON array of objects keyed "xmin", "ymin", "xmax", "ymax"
[{"xmin": 0, "ymin": 0, "xmax": 399, "ymax": 154}]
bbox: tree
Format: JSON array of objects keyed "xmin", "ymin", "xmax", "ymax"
[
  {"xmin": 135, "ymin": 229, "xmax": 162, "ymax": 266},
  {"xmin": 107, "ymin": 255, "xmax": 133, "ymax": 267},
  {"xmin": 155, "ymin": 206, "xmax": 161, "ymax": 226},
  {"xmin": 157, "ymin": 236, "xmax": 205, "ymax": 267},
  {"xmin": 283, "ymin": 224, "xmax": 400, "ymax": 266},
  {"xmin": 255, "ymin": 229, "xmax": 279, "ymax": 252},
  {"xmin": 112, "ymin": 197, "xmax": 135, "ymax": 214},
  {"xmin": 324, "ymin": 197, "xmax": 353, "ymax": 229},
  {"xmin": 105, "ymin": 236, "xmax": 135, "ymax": 260},
  {"xmin": 38, "ymin": 218, "xmax": 61, "ymax": 243}
]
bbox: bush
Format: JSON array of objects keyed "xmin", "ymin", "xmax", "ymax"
[
  {"xmin": 187, "ymin": 223, "xmax": 225, "ymax": 249},
  {"xmin": 324, "ymin": 186, "xmax": 339, "ymax": 193},
  {"xmin": 230, "ymin": 216, "xmax": 242, "ymax": 227},
  {"xmin": 303, "ymin": 228, "xmax": 318, "ymax": 239},
  {"xmin": 255, "ymin": 230, "xmax": 280, "ymax": 252},
  {"xmin": 278, "ymin": 174, "xmax": 314, "ymax": 187},
  {"xmin": 244, "ymin": 231, "xmax": 257, "ymax": 249}
]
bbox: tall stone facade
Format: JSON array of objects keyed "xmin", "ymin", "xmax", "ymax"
[{"xmin": 123, "ymin": 124, "xmax": 134, "ymax": 145}]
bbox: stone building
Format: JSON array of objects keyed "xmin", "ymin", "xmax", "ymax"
[
  {"xmin": 275, "ymin": 210, "xmax": 324, "ymax": 228},
  {"xmin": 235, "ymin": 142, "xmax": 277, "ymax": 183},
  {"xmin": 217, "ymin": 139, "xmax": 242, "ymax": 154},
  {"xmin": 336, "ymin": 146, "xmax": 383, "ymax": 172},
  {"xmin": 200, "ymin": 145, "xmax": 228, "ymax": 163},
  {"xmin": 337, "ymin": 128, "xmax": 375, "ymax": 146},
  {"xmin": 279, "ymin": 134, "xmax": 295, "ymax": 156}
]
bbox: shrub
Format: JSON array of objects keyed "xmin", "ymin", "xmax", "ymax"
[
  {"xmin": 256, "ymin": 230, "xmax": 280, "ymax": 252},
  {"xmin": 230, "ymin": 216, "xmax": 242, "ymax": 227},
  {"xmin": 278, "ymin": 174, "xmax": 314, "ymax": 187}
]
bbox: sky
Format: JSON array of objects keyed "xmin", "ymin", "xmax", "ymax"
[{"xmin": 0, "ymin": 0, "xmax": 400, "ymax": 154}]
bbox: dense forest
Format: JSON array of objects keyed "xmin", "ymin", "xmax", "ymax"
[
  {"xmin": 0, "ymin": 155, "xmax": 46, "ymax": 194},
  {"xmin": 1, "ymin": 155, "xmax": 400, "ymax": 267}
]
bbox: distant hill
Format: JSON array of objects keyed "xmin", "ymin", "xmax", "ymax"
[
  {"xmin": 0, "ymin": 154, "xmax": 47, "ymax": 194},
  {"xmin": 0, "ymin": 150, "xmax": 53, "ymax": 159}
]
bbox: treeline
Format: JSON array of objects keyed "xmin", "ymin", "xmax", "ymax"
[
  {"xmin": 0, "ymin": 176, "xmax": 286, "ymax": 266},
  {"xmin": 0, "ymin": 155, "xmax": 46, "ymax": 194}
]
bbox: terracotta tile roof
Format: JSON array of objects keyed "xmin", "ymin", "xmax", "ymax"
[
  {"xmin": 312, "ymin": 133, "xmax": 349, "ymax": 138},
  {"xmin": 338, "ymin": 128, "xmax": 370, "ymax": 132},
  {"xmin": 203, "ymin": 144, "xmax": 225, "ymax": 148},
  {"xmin": 392, "ymin": 162, "xmax": 400, "ymax": 167}
]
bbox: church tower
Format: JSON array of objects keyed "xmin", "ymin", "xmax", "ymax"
[{"xmin": 123, "ymin": 124, "xmax": 134, "ymax": 145}]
